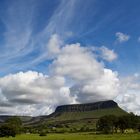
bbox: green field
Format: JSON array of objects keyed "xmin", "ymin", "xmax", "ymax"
[{"xmin": 0, "ymin": 133, "xmax": 139, "ymax": 140}]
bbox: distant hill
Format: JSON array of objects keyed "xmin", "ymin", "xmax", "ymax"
[
  {"xmin": 0, "ymin": 100, "xmax": 127, "ymax": 127},
  {"xmin": 0, "ymin": 115, "xmax": 33, "ymax": 123},
  {"xmin": 44, "ymin": 100, "xmax": 127, "ymax": 122},
  {"xmin": 24, "ymin": 100, "xmax": 127, "ymax": 127}
]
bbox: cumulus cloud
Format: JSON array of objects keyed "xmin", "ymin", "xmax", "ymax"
[
  {"xmin": 47, "ymin": 34, "xmax": 62, "ymax": 57},
  {"xmin": 1, "ymin": 34, "xmax": 140, "ymax": 116},
  {"xmin": 51, "ymin": 43, "xmax": 120, "ymax": 103},
  {"xmin": 116, "ymin": 73, "xmax": 140, "ymax": 115},
  {"xmin": 0, "ymin": 71, "xmax": 76, "ymax": 116},
  {"xmin": 0, "ymin": 41, "xmax": 121, "ymax": 116},
  {"xmin": 99, "ymin": 46, "xmax": 117, "ymax": 62},
  {"xmin": 51, "ymin": 43, "xmax": 104, "ymax": 81},
  {"xmin": 115, "ymin": 32, "xmax": 130, "ymax": 43},
  {"xmin": 71, "ymin": 69, "xmax": 119, "ymax": 103}
]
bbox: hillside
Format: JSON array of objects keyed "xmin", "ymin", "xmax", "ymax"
[
  {"xmin": 23, "ymin": 100, "xmax": 127, "ymax": 128},
  {"xmin": 0, "ymin": 100, "xmax": 127, "ymax": 127},
  {"xmin": 44, "ymin": 100, "xmax": 126, "ymax": 122},
  {"xmin": 22, "ymin": 100, "xmax": 125, "ymax": 132},
  {"xmin": 47, "ymin": 107, "xmax": 126, "ymax": 121},
  {"xmin": 0, "ymin": 115, "xmax": 33, "ymax": 123}
]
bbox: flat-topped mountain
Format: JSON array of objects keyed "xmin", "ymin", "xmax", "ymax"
[
  {"xmin": 43, "ymin": 100, "xmax": 127, "ymax": 124},
  {"xmin": 0, "ymin": 100, "xmax": 127, "ymax": 126},
  {"xmin": 0, "ymin": 100, "xmax": 129, "ymax": 134},
  {"xmin": 55, "ymin": 100, "xmax": 118, "ymax": 113}
]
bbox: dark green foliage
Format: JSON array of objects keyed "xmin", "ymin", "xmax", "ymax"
[
  {"xmin": 129, "ymin": 113, "xmax": 140, "ymax": 130},
  {"xmin": 97, "ymin": 113, "xmax": 140, "ymax": 134},
  {"xmin": 0, "ymin": 117, "xmax": 22, "ymax": 137},
  {"xmin": 117, "ymin": 113, "xmax": 139, "ymax": 133},
  {"xmin": 5, "ymin": 116, "xmax": 22, "ymax": 134},
  {"xmin": 96, "ymin": 115, "xmax": 117, "ymax": 134},
  {"xmin": 79, "ymin": 125, "xmax": 90, "ymax": 132},
  {"xmin": 0, "ymin": 124, "xmax": 16, "ymax": 137},
  {"xmin": 39, "ymin": 132, "xmax": 47, "ymax": 136},
  {"xmin": 39, "ymin": 129, "xmax": 47, "ymax": 136},
  {"xmin": 117, "ymin": 115, "xmax": 128, "ymax": 133},
  {"xmin": 5, "ymin": 116, "xmax": 22, "ymax": 126}
]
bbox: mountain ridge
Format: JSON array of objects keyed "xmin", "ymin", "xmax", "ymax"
[
  {"xmin": 55, "ymin": 100, "xmax": 118, "ymax": 113},
  {"xmin": 0, "ymin": 100, "xmax": 127, "ymax": 125}
]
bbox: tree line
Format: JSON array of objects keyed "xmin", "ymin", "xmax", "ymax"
[
  {"xmin": 0, "ymin": 116, "xmax": 47, "ymax": 137},
  {"xmin": 96, "ymin": 113, "xmax": 140, "ymax": 134},
  {"xmin": 0, "ymin": 113, "xmax": 140, "ymax": 137},
  {"xmin": 0, "ymin": 116, "xmax": 22, "ymax": 137}
]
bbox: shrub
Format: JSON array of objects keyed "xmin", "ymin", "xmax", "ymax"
[
  {"xmin": 39, "ymin": 131, "xmax": 47, "ymax": 136},
  {"xmin": 0, "ymin": 124, "xmax": 16, "ymax": 137}
]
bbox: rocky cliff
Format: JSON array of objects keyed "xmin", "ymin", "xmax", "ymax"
[{"xmin": 55, "ymin": 100, "xmax": 118, "ymax": 113}]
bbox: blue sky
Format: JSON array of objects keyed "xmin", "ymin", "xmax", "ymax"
[
  {"xmin": 0, "ymin": 0, "xmax": 139, "ymax": 76},
  {"xmin": 0, "ymin": 0, "xmax": 140, "ymax": 115}
]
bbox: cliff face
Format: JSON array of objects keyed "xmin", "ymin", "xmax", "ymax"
[{"xmin": 55, "ymin": 100, "xmax": 118, "ymax": 113}]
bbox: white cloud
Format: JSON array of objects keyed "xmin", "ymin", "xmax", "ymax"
[
  {"xmin": 99, "ymin": 46, "xmax": 117, "ymax": 62},
  {"xmin": 0, "ymin": 41, "xmax": 121, "ymax": 116},
  {"xmin": 115, "ymin": 32, "xmax": 130, "ymax": 43},
  {"xmin": 116, "ymin": 74, "xmax": 140, "ymax": 115},
  {"xmin": 51, "ymin": 43, "xmax": 120, "ymax": 103},
  {"xmin": 0, "ymin": 34, "xmax": 139, "ymax": 115},
  {"xmin": 0, "ymin": 71, "xmax": 76, "ymax": 116},
  {"xmin": 0, "ymin": 0, "xmax": 138, "ymax": 116},
  {"xmin": 51, "ymin": 43, "xmax": 104, "ymax": 81},
  {"xmin": 0, "ymin": 0, "xmax": 78, "ymax": 74},
  {"xmin": 47, "ymin": 34, "xmax": 62, "ymax": 56},
  {"xmin": 71, "ymin": 69, "xmax": 119, "ymax": 103}
]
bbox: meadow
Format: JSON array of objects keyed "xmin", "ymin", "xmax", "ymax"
[{"xmin": 0, "ymin": 133, "xmax": 140, "ymax": 140}]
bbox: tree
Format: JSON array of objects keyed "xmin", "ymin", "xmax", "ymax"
[
  {"xmin": 117, "ymin": 116, "xmax": 128, "ymax": 133},
  {"xmin": 5, "ymin": 116, "xmax": 22, "ymax": 134},
  {"xmin": 96, "ymin": 115, "xmax": 117, "ymax": 134},
  {"xmin": 117, "ymin": 114, "xmax": 139, "ymax": 133},
  {"xmin": 96, "ymin": 113, "xmax": 140, "ymax": 134},
  {"xmin": 128, "ymin": 113, "xmax": 139, "ymax": 130},
  {"xmin": 39, "ymin": 130, "xmax": 47, "ymax": 136},
  {"xmin": 0, "ymin": 124, "xmax": 16, "ymax": 137}
]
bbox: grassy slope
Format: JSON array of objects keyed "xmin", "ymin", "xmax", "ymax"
[
  {"xmin": 0, "ymin": 133, "xmax": 140, "ymax": 140},
  {"xmin": 48, "ymin": 107, "xmax": 127, "ymax": 122},
  {"xmin": 25, "ymin": 106, "xmax": 127, "ymax": 130}
]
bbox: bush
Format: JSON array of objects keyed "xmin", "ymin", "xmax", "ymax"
[
  {"xmin": 96, "ymin": 115, "xmax": 118, "ymax": 134},
  {"xmin": 5, "ymin": 116, "xmax": 22, "ymax": 134},
  {"xmin": 39, "ymin": 131, "xmax": 47, "ymax": 136},
  {"xmin": 96, "ymin": 113, "xmax": 140, "ymax": 134},
  {"xmin": 0, "ymin": 124, "xmax": 16, "ymax": 137}
]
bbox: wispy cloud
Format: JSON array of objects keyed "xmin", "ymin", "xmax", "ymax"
[
  {"xmin": 138, "ymin": 37, "xmax": 140, "ymax": 42},
  {"xmin": 99, "ymin": 46, "xmax": 117, "ymax": 62},
  {"xmin": 0, "ymin": 0, "xmax": 78, "ymax": 75},
  {"xmin": 0, "ymin": 0, "xmax": 35, "ymax": 74},
  {"xmin": 115, "ymin": 32, "xmax": 130, "ymax": 43}
]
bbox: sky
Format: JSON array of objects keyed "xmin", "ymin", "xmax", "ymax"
[{"xmin": 0, "ymin": 0, "xmax": 140, "ymax": 116}]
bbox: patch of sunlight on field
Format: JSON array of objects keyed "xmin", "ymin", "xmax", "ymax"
[{"xmin": 0, "ymin": 133, "xmax": 140, "ymax": 140}]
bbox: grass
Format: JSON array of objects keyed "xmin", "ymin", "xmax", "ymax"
[{"xmin": 0, "ymin": 133, "xmax": 140, "ymax": 140}]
